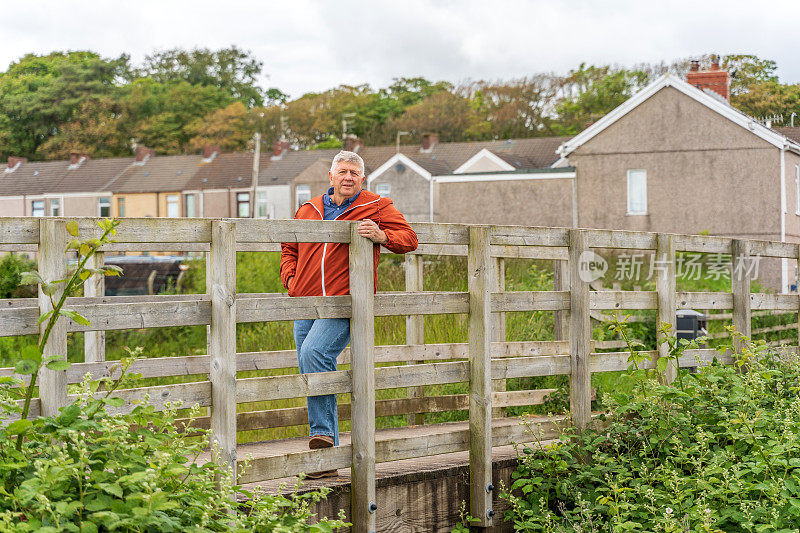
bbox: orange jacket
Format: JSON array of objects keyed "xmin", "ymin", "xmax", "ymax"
[{"xmin": 280, "ymin": 190, "xmax": 418, "ymax": 296}]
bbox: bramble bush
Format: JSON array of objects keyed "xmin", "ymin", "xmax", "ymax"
[
  {"xmin": 504, "ymin": 326, "xmax": 800, "ymax": 532},
  {"xmin": 0, "ymin": 219, "xmax": 346, "ymax": 532}
]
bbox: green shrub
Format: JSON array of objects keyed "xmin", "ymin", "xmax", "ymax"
[
  {"xmin": 0, "ymin": 253, "xmax": 36, "ymax": 299},
  {"xmin": 504, "ymin": 332, "xmax": 800, "ymax": 532}
]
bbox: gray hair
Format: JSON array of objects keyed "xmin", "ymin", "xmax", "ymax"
[{"xmin": 330, "ymin": 150, "xmax": 365, "ymax": 176}]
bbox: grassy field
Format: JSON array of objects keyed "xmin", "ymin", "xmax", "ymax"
[{"xmin": 0, "ymin": 249, "xmax": 796, "ymax": 443}]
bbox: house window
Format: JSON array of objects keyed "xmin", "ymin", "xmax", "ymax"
[
  {"xmin": 626, "ymin": 170, "xmax": 647, "ymax": 215},
  {"xmin": 237, "ymin": 192, "xmax": 250, "ymax": 217},
  {"xmin": 185, "ymin": 194, "xmax": 197, "ymax": 218},
  {"xmin": 256, "ymin": 191, "xmax": 268, "ymax": 218},
  {"xmin": 795, "ymin": 165, "xmax": 800, "ymax": 215},
  {"xmin": 117, "ymin": 197, "xmax": 126, "ymax": 218},
  {"xmin": 165, "ymin": 195, "xmax": 180, "ymax": 218},
  {"xmin": 49, "ymin": 198, "xmax": 60, "ymax": 217},
  {"xmin": 375, "ymin": 183, "xmax": 391, "ymax": 197},
  {"xmin": 32, "ymin": 200, "xmax": 45, "ymax": 217},
  {"xmin": 98, "ymin": 198, "xmax": 111, "ymax": 217},
  {"xmin": 295, "ymin": 185, "xmax": 311, "ymax": 209}
]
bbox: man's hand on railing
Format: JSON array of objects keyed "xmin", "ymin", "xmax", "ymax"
[{"xmin": 357, "ymin": 219, "xmax": 388, "ymax": 245}]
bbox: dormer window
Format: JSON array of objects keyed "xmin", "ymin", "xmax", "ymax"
[{"xmin": 68, "ymin": 156, "xmax": 87, "ymax": 170}]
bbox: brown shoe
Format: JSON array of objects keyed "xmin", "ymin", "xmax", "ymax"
[
  {"xmin": 305, "ymin": 469, "xmax": 338, "ymax": 479},
  {"xmin": 309, "ymin": 434, "xmax": 334, "ymax": 449}
]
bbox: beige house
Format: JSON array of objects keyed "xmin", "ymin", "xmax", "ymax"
[{"xmin": 558, "ymin": 70, "xmax": 800, "ymax": 292}]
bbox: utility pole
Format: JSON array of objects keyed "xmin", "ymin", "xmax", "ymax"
[
  {"xmin": 396, "ymin": 131, "xmax": 410, "ymax": 153},
  {"xmin": 251, "ymin": 132, "xmax": 260, "ymax": 218}
]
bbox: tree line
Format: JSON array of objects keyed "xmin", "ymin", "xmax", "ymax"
[{"xmin": 0, "ymin": 48, "xmax": 795, "ymax": 161}]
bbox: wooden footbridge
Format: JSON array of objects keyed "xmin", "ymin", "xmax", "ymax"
[{"xmin": 1, "ymin": 217, "xmax": 794, "ymax": 531}]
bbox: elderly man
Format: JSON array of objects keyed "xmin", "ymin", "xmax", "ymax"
[{"xmin": 280, "ymin": 150, "xmax": 418, "ymax": 478}]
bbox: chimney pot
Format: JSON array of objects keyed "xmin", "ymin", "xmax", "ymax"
[
  {"xmin": 689, "ymin": 60, "xmax": 700, "ymax": 72},
  {"xmin": 686, "ymin": 62, "xmax": 731, "ymax": 101}
]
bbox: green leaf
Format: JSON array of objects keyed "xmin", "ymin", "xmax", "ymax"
[
  {"xmin": 0, "ymin": 376, "xmax": 22, "ymax": 386},
  {"xmin": 20, "ymin": 271, "xmax": 43, "ymax": 285},
  {"xmin": 656, "ymin": 358, "xmax": 668, "ymax": 373},
  {"xmin": 67, "ymin": 239, "xmax": 82, "ymax": 250},
  {"xmin": 57, "ymin": 403, "xmax": 80, "ymax": 425},
  {"xmin": 59, "ymin": 309, "xmax": 90, "ymax": 326},
  {"xmin": 6, "ymin": 419, "xmax": 32, "ymax": 436},
  {"xmin": 37, "ymin": 309, "xmax": 54, "ymax": 324},
  {"xmin": 103, "ymin": 397, "xmax": 125, "ymax": 408},
  {"xmin": 66, "ymin": 221, "xmax": 79, "ymax": 237},
  {"xmin": 20, "ymin": 345, "xmax": 42, "ymax": 363},
  {"xmin": 41, "ymin": 282, "xmax": 58, "ymax": 295},
  {"xmin": 79, "ymin": 243, "xmax": 91, "ymax": 257},
  {"xmin": 15, "ymin": 359, "xmax": 38, "ymax": 375},
  {"xmin": 46, "ymin": 360, "xmax": 71, "ymax": 371},
  {"xmin": 104, "ymin": 265, "xmax": 123, "ymax": 276},
  {"xmin": 79, "ymin": 270, "xmax": 92, "ymax": 281},
  {"xmin": 99, "ymin": 482, "xmax": 123, "ymax": 498}
]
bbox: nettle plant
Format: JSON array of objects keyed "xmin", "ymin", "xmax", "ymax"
[
  {"xmin": 503, "ymin": 321, "xmax": 800, "ymax": 532},
  {"xmin": 0, "ymin": 219, "xmax": 347, "ymax": 532}
]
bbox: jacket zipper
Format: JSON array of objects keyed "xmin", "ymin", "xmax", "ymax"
[{"xmin": 320, "ymin": 198, "xmax": 380, "ymax": 296}]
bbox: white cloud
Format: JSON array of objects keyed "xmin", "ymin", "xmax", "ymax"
[{"xmin": 0, "ymin": 0, "xmax": 797, "ymax": 97}]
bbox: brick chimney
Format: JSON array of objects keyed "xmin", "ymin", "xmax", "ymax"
[
  {"xmin": 420, "ymin": 132, "xmax": 439, "ymax": 153},
  {"xmin": 686, "ymin": 57, "xmax": 730, "ymax": 101},
  {"xmin": 68, "ymin": 153, "xmax": 89, "ymax": 168},
  {"xmin": 135, "ymin": 146, "xmax": 155, "ymax": 163},
  {"xmin": 6, "ymin": 156, "xmax": 27, "ymax": 169},
  {"xmin": 271, "ymin": 140, "xmax": 290, "ymax": 159},
  {"xmin": 202, "ymin": 145, "xmax": 220, "ymax": 161},
  {"xmin": 343, "ymin": 136, "xmax": 364, "ymax": 153}
]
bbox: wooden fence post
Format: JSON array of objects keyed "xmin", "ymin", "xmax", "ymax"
[
  {"xmin": 655, "ymin": 234, "xmax": 677, "ymax": 384},
  {"xmin": 83, "ymin": 251, "xmax": 105, "ymax": 363},
  {"xmin": 349, "ymin": 224, "xmax": 376, "ymax": 533},
  {"xmin": 468, "ymin": 225, "xmax": 493, "ymax": 526},
  {"xmin": 405, "ymin": 253, "xmax": 425, "ymax": 426},
  {"xmin": 553, "ymin": 259, "xmax": 569, "ymax": 341},
  {"xmin": 731, "ymin": 239, "xmax": 751, "ymax": 354},
  {"xmin": 568, "ymin": 229, "xmax": 591, "ymax": 432},
  {"xmin": 39, "ymin": 218, "xmax": 68, "ymax": 417},
  {"xmin": 491, "ymin": 256, "xmax": 506, "ymax": 418},
  {"xmin": 208, "ymin": 220, "xmax": 237, "ymax": 479}
]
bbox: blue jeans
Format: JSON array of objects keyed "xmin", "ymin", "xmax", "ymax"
[{"xmin": 293, "ymin": 318, "xmax": 351, "ymax": 446}]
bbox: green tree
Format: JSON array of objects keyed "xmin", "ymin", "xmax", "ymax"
[
  {"xmin": 552, "ymin": 64, "xmax": 648, "ymax": 135},
  {"xmin": 38, "ymin": 97, "xmax": 131, "ymax": 159},
  {"xmin": 0, "ymin": 51, "xmax": 130, "ymax": 159},
  {"xmin": 139, "ymin": 46, "xmax": 266, "ymax": 107}
]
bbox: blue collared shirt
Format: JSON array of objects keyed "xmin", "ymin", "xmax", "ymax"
[{"xmin": 322, "ymin": 187, "xmax": 361, "ymax": 220}]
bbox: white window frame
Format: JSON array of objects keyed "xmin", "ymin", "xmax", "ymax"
[
  {"xmin": 626, "ymin": 169, "xmax": 647, "ymax": 215},
  {"xmin": 49, "ymin": 197, "xmax": 60, "ymax": 217},
  {"xmin": 117, "ymin": 197, "xmax": 126, "ymax": 218},
  {"xmin": 256, "ymin": 191, "xmax": 268, "ymax": 218},
  {"xmin": 375, "ymin": 183, "xmax": 391, "ymax": 197},
  {"xmin": 237, "ymin": 192, "xmax": 250, "ymax": 218},
  {"xmin": 98, "ymin": 197, "xmax": 111, "ymax": 217},
  {"xmin": 295, "ymin": 185, "xmax": 311, "ymax": 209},
  {"xmin": 166, "ymin": 195, "xmax": 180, "ymax": 218},
  {"xmin": 795, "ymin": 165, "xmax": 800, "ymax": 215},
  {"xmin": 32, "ymin": 200, "xmax": 45, "ymax": 217},
  {"xmin": 185, "ymin": 194, "xmax": 196, "ymax": 218}
]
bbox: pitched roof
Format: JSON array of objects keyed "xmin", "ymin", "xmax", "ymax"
[
  {"xmin": 53, "ymin": 157, "xmax": 133, "ymax": 193},
  {"xmin": 108, "ymin": 155, "xmax": 202, "ymax": 193},
  {"xmin": 0, "ymin": 160, "xmax": 69, "ymax": 196},
  {"xmin": 258, "ymin": 136, "xmax": 570, "ymax": 184},
  {"xmin": 558, "ymin": 74, "xmax": 800, "ymax": 157},
  {"xmin": 776, "ymin": 127, "xmax": 800, "ymax": 145},
  {"xmin": 183, "ymin": 152, "xmax": 270, "ymax": 190}
]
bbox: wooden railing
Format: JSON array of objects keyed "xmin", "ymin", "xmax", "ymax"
[{"xmin": 1, "ymin": 217, "xmax": 799, "ymax": 531}]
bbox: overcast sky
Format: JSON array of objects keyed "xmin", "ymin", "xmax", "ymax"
[{"xmin": 1, "ymin": 0, "xmax": 796, "ymax": 98}]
